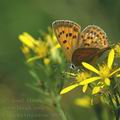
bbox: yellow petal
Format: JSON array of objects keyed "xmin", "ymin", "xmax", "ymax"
[
  {"xmin": 92, "ymin": 86, "xmax": 101, "ymax": 94},
  {"xmin": 51, "ymin": 44, "xmax": 61, "ymax": 51},
  {"xmin": 82, "ymin": 84, "xmax": 88, "ymax": 93},
  {"xmin": 74, "ymin": 97, "xmax": 91, "ymax": 108},
  {"xmin": 107, "ymin": 49, "xmax": 114, "ymax": 69},
  {"xmin": 105, "ymin": 78, "xmax": 110, "ymax": 86},
  {"xmin": 109, "ymin": 68, "xmax": 120, "ymax": 77},
  {"xmin": 116, "ymin": 74, "xmax": 120, "ymax": 77},
  {"xmin": 60, "ymin": 84, "xmax": 79, "ymax": 95},
  {"xmin": 19, "ymin": 32, "xmax": 35, "ymax": 48},
  {"xmin": 44, "ymin": 58, "xmax": 50, "ymax": 65},
  {"xmin": 82, "ymin": 62, "xmax": 100, "ymax": 74},
  {"xmin": 21, "ymin": 46, "xmax": 30, "ymax": 55},
  {"xmin": 80, "ymin": 77, "xmax": 101, "ymax": 85}
]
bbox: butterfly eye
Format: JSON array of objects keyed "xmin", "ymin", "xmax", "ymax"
[{"xmin": 70, "ymin": 63, "xmax": 76, "ymax": 70}]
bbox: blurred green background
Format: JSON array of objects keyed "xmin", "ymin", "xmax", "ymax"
[{"xmin": 0, "ymin": 0, "xmax": 120, "ymax": 120}]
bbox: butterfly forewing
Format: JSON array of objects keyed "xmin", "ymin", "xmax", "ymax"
[
  {"xmin": 80, "ymin": 25, "xmax": 109, "ymax": 49},
  {"xmin": 52, "ymin": 20, "xmax": 81, "ymax": 61}
]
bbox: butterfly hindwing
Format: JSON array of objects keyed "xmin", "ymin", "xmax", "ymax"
[
  {"xmin": 72, "ymin": 47, "xmax": 110, "ymax": 66},
  {"xmin": 52, "ymin": 20, "xmax": 81, "ymax": 61},
  {"xmin": 72, "ymin": 48, "xmax": 101, "ymax": 66}
]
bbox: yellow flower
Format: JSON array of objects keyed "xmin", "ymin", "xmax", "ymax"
[
  {"xmin": 76, "ymin": 72, "xmax": 90, "ymax": 82},
  {"xmin": 44, "ymin": 58, "xmax": 50, "ymax": 65},
  {"xmin": 45, "ymin": 27, "xmax": 58, "ymax": 47},
  {"xmin": 116, "ymin": 74, "xmax": 120, "ymax": 77},
  {"xmin": 80, "ymin": 49, "xmax": 120, "ymax": 94},
  {"xmin": 21, "ymin": 46, "xmax": 30, "ymax": 56},
  {"xmin": 33, "ymin": 41, "xmax": 48, "ymax": 58},
  {"xmin": 92, "ymin": 82, "xmax": 104, "ymax": 94},
  {"xmin": 19, "ymin": 32, "xmax": 36, "ymax": 49},
  {"xmin": 76, "ymin": 72, "xmax": 91, "ymax": 93},
  {"xmin": 19, "ymin": 32, "xmax": 48, "ymax": 59},
  {"xmin": 114, "ymin": 43, "xmax": 120, "ymax": 57},
  {"xmin": 60, "ymin": 72, "xmax": 91, "ymax": 95},
  {"xmin": 74, "ymin": 96, "xmax": 91, "ymax": 108},
  {"xmin": 43, "ymin": 30, "xmax": 62, "ymax": 63},
  {"xmin": 50, "ymin": 44, "xmax": 61, "ymax": 63},
  {"xmin": 51, "ymin": 44, "xmax": 61, "ymax": 51},
  {"xmin": 46, "ymin": 34, "xmax": 61, "ymax": 63}
]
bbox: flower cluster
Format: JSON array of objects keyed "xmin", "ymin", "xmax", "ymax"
[
  {"xmin": 18, "ymin": 28, "xmax": 62, "ymax": 65},
  {"xmin": 60, "ymin": 49, "xmax": 120, "ymax": 95},
  {"xmin": 18, "ymin": 28, "xmax": 67, "ymax": 101},
  {"xmin": 60, "ymin": 47, "xmax": 120, "ymax": 120}
]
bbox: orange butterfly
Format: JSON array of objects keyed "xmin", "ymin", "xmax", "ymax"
[{"xmin": 52, "ymin": 20, "xmax": 109, "ymax": 66}]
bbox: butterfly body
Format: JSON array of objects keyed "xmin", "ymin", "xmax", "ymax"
[{"xmin": 52, "ymin": 20, "xmax": 109, "ymax": 66}]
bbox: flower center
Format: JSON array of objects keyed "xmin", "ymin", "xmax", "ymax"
[
  {"xmin": 99, "ymin": 64, "xmax": 110, "ymax": 78},
  {"xmin": 76, "ymin": 72, "xmax": 91, "ymax": 82}
]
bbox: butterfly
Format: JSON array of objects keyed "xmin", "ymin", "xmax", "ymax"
[{"xmin": 52, "ymin": 20, "xmax": 109, "ymax": 66}]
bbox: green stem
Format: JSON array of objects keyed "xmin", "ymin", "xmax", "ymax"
[
  {"xmin": 93, "ymin": 104, "xmax": 104, "ymax": 120},
  {"xmin": 51, "ymin": 92, "xmax": 67, "ymax": 120},
  {"xmin": 111, "ymin": 80, "xmax": 120, "ymax": 120},
  {"xmin": 114, "ymin": 93, "xmax": 120, "ymax": 120},
  {"xmin": 55, "ymin": 98, "xmax": 67, "ymax": 120}
]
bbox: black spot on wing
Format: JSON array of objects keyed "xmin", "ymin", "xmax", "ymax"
[
  {"xmin": 87, "ymin": 36, "xmax": 90, "ymax": 39},
  {"xmin": 63, "ymin": 40, "xmax": 67, "ymax": 44},
  {"xmin": 73, "ymin": 27, "xmax": 79, "ymax": 32},
  {"xmin": 84, "ymin": 43, "xmax": 90, "ymax": 46},
  {"xmin": 69, "ymin": 33, "xmax": 72, "ymax": 37},
  {"xmin": 60, "ymin": 32, "xmax": 62, "ymax": 35},
  {"xmin": 58, "ymin": 34, "xmax": 60, "ymax": 38},
  {"xmin": 66, "ymin": 34, "xmax": 68, "ymax": 37},
  {"xmin": 67, "ymin": 47, "xmax": 69, "ymax": 50},
  {"xmin": 73, "ymin": 35, "xmax": 77, "ymax": 39}
]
